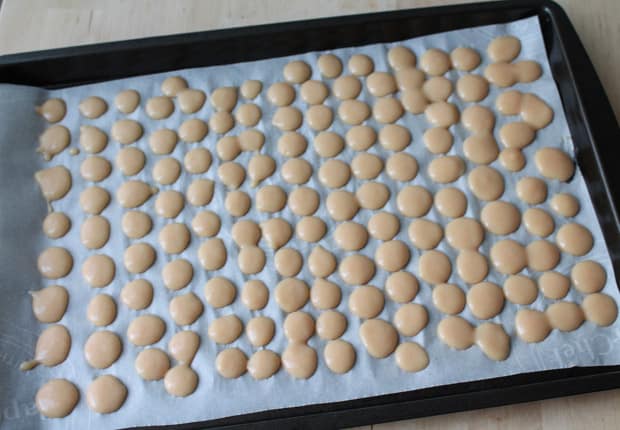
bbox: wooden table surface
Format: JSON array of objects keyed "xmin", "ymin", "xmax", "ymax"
[{"xmin": 1, "ymin": 1, "xmax": 618, "ymax": 429}]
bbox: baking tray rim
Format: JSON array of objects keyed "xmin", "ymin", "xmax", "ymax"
[{"xmin": 0, "ymin": 0, "xmax": 556, "ymax": 66}]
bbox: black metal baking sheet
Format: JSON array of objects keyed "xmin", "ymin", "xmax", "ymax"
[{"xmin": 1, "ymin": 0, "xmax": 620, "ymax": 428}]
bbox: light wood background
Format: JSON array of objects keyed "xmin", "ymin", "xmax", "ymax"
[{"xmin": 1, "ymin": 1, "xmax": 619, "ymax": 429}]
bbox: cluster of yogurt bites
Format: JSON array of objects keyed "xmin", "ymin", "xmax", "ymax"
[{"xmin": 28, "ymin": 34, "xmax": 618, "ymax": 419}]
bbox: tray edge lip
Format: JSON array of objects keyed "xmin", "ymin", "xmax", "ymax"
[
  {"xmin": 0, "ymin": 0, "xmax": 543, "ymax": 65},
  {"xmin": 541, "ymin": 0, "xmax": 620, "ymax": 230}
]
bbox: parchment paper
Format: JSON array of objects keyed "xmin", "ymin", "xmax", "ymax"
[{"xmin": 1, "ymin": 16, "xmax": 620, "ymax": 430}]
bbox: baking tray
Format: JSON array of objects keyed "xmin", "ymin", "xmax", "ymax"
[{"xmin": 1, "ymin": 0, "xmax": 620, "ymax": 428}]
